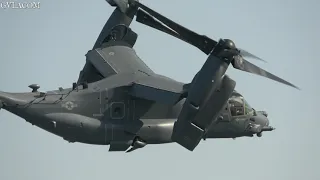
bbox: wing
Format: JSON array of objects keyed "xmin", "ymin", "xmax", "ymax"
[
  {"xmin": 78, "ymin": 40, "xmax": 154, "ymax": 84},
  {"xmin": 77, "ymin": 5, "xmax": 139, "ymax": 84},
  {"xmin": 93, "ymin": 70, "xmax": 188, "ymax": 105},
  {"xmin": 129, "ymin": 74, "xmax": 187, "ymax": 105}
]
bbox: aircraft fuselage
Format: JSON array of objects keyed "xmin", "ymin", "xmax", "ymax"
[{"xmin": 0, "ymin": 82, "xmax": 270, "ymax": 146}]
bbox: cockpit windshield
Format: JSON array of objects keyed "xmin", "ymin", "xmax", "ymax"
[
  {"xmin": 229, "ymin": 94, "xmax": 254, "ymax": 117},
  {"xmin": 243, "ymin": 99, "xmax": 254, "ymax": 115}
]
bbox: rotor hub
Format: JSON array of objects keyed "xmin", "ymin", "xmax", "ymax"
[
  {"xmin": 211, "ymin": 39, "xmax": 239, "ymax": 61},
  {"xmin": 222, "ymin": 39, "xmax": 237, "ymax": 50}
]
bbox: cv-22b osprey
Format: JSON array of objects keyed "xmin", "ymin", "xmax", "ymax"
[{"xmin": 0, "ymin": 0, "xmax": 298, "ymax": 152}]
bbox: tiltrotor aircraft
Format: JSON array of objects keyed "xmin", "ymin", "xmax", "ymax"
[{"xmin": 0, "ymin": 0, "xmax": 299, "ymax": 153}]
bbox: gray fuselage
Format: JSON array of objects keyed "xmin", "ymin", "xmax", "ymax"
[{"xmin": 0, "ymin": 79, "xmax": 269, "ymax": 146}]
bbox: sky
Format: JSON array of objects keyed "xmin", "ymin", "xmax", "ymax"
[{"xmin": 0, "ymin": 0, "xmax": 319, "ymax": 179}]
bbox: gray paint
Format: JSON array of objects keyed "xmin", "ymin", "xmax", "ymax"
[{"xmin": 0, "ymin": 1, "xmax": 282, "ymax": 153}]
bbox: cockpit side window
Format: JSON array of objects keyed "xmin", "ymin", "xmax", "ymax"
[
  {"xmin": 229, "ymin": 96, "xmax": 245, "ymax": 116},
  {"xmin": 229, "ymin": 95, "xmax": 254, "ymax": 116}
]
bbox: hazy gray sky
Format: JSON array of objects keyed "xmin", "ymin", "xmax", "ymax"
[{"xmin": 0, "ymin": 0, "xmax": 319, "ymax": 179}]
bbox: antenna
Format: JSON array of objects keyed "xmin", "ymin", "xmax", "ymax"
[{"xmin": 28, "ymin": 84, "xmax": 40, "ymax": 93}]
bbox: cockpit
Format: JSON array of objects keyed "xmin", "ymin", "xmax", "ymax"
[{"xmin": 228, "ymin": 92, "xmax": 255, "ymax": 117}]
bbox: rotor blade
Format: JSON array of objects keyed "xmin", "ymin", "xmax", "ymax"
[
  {"xmin": 134, "ymin": 2, "xmax": 217, "ymax": 55},
  {"xmin": 136, "ymin": 10, "xmax": 182, "ymax": 41},
  {"xmin": 232, "ymin": 56, "xmax": 300, "ymax": 89},
  {"xmin": 238, "ymin": 48, "xmax": 267, "ymax": 63}
]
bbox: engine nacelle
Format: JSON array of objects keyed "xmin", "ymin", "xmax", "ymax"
[
  {"xmin": 171, "ymin": 39, "xmax": 236, "ymax": 151},
  {"xmin": 102, "ymin": 24, "xmax": 138, "ymax": 47},
  {"xmin": 171, "ymin": 59, "xmax": 236, "ymax": 151},
  {"xmin": 192, "ymin": 75, "xmax": 236, "ymax": 130},
  {"xmin": 105, "ymin": 0, "xmax": 138, "ymax": 13},
  {"xmin": 172, "ymin": 75, "xmax": 236, "ymax": 151}
]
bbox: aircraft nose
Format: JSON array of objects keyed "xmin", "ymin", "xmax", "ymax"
[
  {"xmin": 260, "ymin": 111, "xmax": 268, "ymax": 117},
  {"xmin": 264, "ymin": 115, "xmax": 269, "ymax": 126},
  {"xmin": 250, "ymin": 111, "xmax": 269, "ymax": 127},
  {"xmin": 249, "ymin": 111, "xmax": 275, "ymax": 134},
  {"xmin": 266, "ymin": 118, "xmax": 269, "ymax": 126}
]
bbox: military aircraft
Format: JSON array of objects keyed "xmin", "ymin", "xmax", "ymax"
[{"xmin": 0, "ymin": 0, "xmax": 298, "ymax": 153}]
